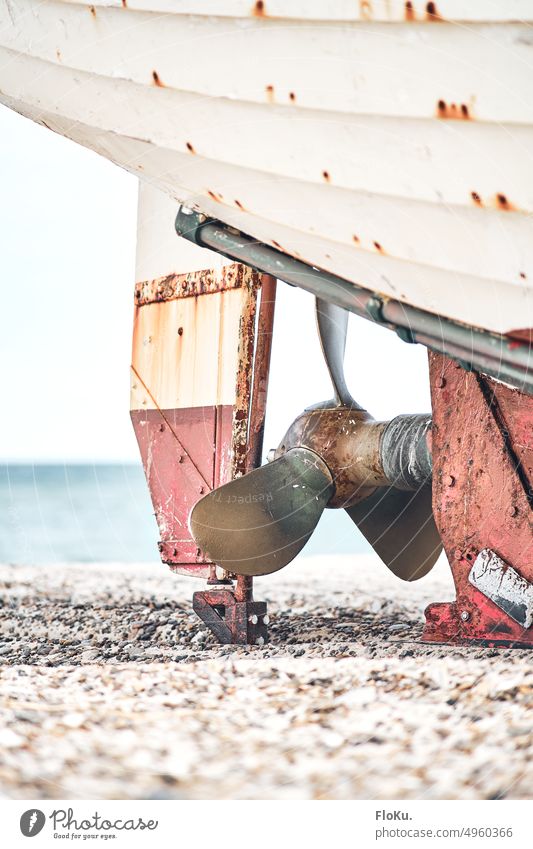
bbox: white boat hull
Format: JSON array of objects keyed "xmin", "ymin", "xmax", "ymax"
[{"xmin": 1, "ymin": 0, "xmax": 533, "ymax": 337}]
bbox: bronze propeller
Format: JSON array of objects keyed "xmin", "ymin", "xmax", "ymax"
[{"xmin": 190, "ymin": 298, "xmax": 441, "ymax": 579}]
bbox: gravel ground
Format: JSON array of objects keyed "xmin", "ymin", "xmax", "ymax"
[{"xmin": 0, "ymin": 555, "xmax": 531, "ymax": 800}]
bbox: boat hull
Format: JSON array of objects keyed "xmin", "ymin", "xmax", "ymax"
[{"xmin": 1, "ymin": 0, "xmax": 533, "ymax": 337}]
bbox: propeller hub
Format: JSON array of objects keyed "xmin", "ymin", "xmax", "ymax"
[
  {"xmin": 274, "ymin": 406, "xmax": 387, "ymax": 508},
  {"xmin": 275, "ymin": 408, "xmax": 432, "ymax": 509}
]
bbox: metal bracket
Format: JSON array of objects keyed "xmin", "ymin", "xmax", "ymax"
[{"xmin": 192, "ymin": 590, "xmax": 268, "ymax": 645}]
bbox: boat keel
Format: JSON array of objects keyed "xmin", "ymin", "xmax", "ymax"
[{"xmin": 422, "ymin": 352, "xmax": 533, "ymax": 647}]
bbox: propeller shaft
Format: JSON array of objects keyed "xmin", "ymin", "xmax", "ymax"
[{"xmin": 275, "ymin": 407, "xmax": 432, "ymax": 508}]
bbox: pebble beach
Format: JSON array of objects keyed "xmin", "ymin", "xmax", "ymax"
[{"xmin": 0, "ymin": 556, "xmax": 531, "ymax": 800}]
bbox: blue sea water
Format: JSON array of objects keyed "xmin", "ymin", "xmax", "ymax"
[{"xmin": 0, "ymin": 464, "xmax": 369, "ymax": 564}]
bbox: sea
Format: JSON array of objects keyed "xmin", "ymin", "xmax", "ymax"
[{"xmin": 0, "ymin": 464, "xmax": 369, "ymax": 565}]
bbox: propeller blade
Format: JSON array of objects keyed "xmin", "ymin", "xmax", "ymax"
[
  {"xmin": 189, "ymin": 447, "xmax": 334, "ymax": 576},
  {"xmin": 346, "ymin": 485, "xmax": 442, "ymax": 581},
  {"xmin": 315, "ymin": 299, "xmax": 362, "ymax": 409}
]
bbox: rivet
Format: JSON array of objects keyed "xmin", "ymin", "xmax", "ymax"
[
  {"xmin": 445, "ymin": 475, "xmax": 455, "ymax": 487},
  {"xmin": 509, "ymin": 505, "xmax": 518, "ymax": 517},
  {"xmin": 262, "ymin": 614, "xmax": 270, "ymax": 625},
  {"xmin": 454, "ymin": 549, "xmax": 462, "ymax": 560},
  {"xmin": 256, "ymin": 636, "xmax": 265, "ymax": 647},
  {"xmin": 460, "ymin": 610, "xmax": 470, "ymax": 622},
  {"xmin": 249, "ymin": 614, "xmax": 258, "ymax": 624}
]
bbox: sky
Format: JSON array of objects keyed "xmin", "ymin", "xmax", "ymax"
[{"xmin": 0, "ymin": 103, "xmax": 432, "ymax": 463}]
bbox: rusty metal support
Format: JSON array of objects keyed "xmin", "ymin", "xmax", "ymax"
[
  {"xmin": 193, "ymin": 275, "xmax": 277, "ymax": 645},
  {"xmin": 422, "ymin": 352, "xmax": 533, "ymax": 647},
  {"xmin": 192, "ymin": 590, "xmax": 268, "ymax": 646}
]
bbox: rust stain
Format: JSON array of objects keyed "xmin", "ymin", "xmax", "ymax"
[
  {"xmin": 360, "ymin": 1, "xmax": 372, "ymax": 20},
  {"xmin": 373, "ymin": 241, "xmax": 384, "ymax": 253},
  {"xmin": 89, "ymin": 4, "xmax": 96, "ymax": 16},
  {"xmin": 289, "ymin": 91, "xmax": 296, "ymax": 102},
  {"xmin": 207, "ymin": 190, "xmax": 222, "ymax": 202},
  {"xmin": 496, "ymin": 193, "xmax": 515, "ymax": 211},
  {"xmin": 246, "ymin": 276, "xmax": 277, "ymax": 471},
  {"xmin": 405, "ymin": 1, "xmax": 415, "ymax": 21},
  {"xmin": 471, "ymin": 191, "xmax": 482, "ymax": 206},
  {"xmin": 352, "ymin": 234, "xmax": 360, "ymax": 243},
  {"xmin": 232, "ymin": 290, "xmax": 258, "ymax": 478},
  {"xmin": 56, "ymin": 48, "xmax": 61, "ymax": 61},
  {"xmin": 134, "ymin": 264, "xmax": 261, "ymax": 307},
  {"xmin": 152, "ymin": 70, "xmax": 164, "ymax": 87},
  {"xmin": 234, "ymin": 199, "xmax": 245, "ymax": 210},
  {"xmin": 437, "ymin": 99, "xmax": 472, "ymax": 120},
  {"xmin": 507, "ymin": 328, "xmax": 533, "ymax": 346},
  {"xmin": 322, "ymin": 170, "xmax": 331, "ymax": 182},
  {"xmin": 253, "ymin": 1, "xmax": 266, "ymax": 16},
  {"xmin": 122, "ymin": 0, "xmax": 127, "ymax": 6},
  {"xmin": 426, "ymin": 2, "xmax": 442, "ymax": 20},
  {"xmin": 519, "ymin": 272, "xmax": 527, "ymax": 280},
  {"xmin": 272, "ymin": 240, "xmax": 282, "ymax": 249},
  {"xmin": 266, "ymin": 84, "xmax": 275, "ymax": 104},
  {"xmin": 186, "ymin": 141, "xmax": 195, "ymax": 153}
]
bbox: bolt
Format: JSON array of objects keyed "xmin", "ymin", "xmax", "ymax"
[
  {"xmin": 267, "ymin": 449, "xmax": 276, "ymax": 463},
  {"xmin": 196, "ymin": 548, "xmax": 201, "ymax": 556},
  {"xmin": 262, "ymin": 614, "xmax": 270, "ymax": 625},
  {"xmin": 249, "ymin": 614, "xmax": 258, "ymax": 625},
  {"xmin": 199, "ymin": 486, "xmax": 205, "ymax": 494},
  {"xmin": 509, "ymin": 505, "xmax": 518, "ymax": 517},
  {"xmin": 172, "ymin": 547, "xmax": 178, "ymax": 557},
  {"xmin": 454, "ymin": 548, "xmax": 462, "ymax": 560},
  {"xmin": 436, "ymin": 377, "xmax": 446, "ymax": 388},
  {"xmin": 445, "ymin": 475, "xmax": 455, "ymax": 487},
  {"xmin": 460, "ymin": 610, "xmax": 470, "ymax": 622},
  {"xmin": 256, "ymin": 636, "xmax": 265, "ymax": 647},
  {"xmin": 159, "ymin": 423, "xmax": 165, "ymax": 432},
  {"xmin": 178, "ymin": 455, "xmax": 184, "ymax": 463}
]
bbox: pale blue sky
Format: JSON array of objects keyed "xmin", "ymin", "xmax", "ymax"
[{"xmin": 0, "ymin": 104, "xmax": 431, "ymax": 462}]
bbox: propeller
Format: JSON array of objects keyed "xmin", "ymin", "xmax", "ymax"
[
  {"xmin": 190, "ymin": 296, "xmax": 442, "ymax": 579},
  {"xmin": 189, "ymin": 447, "xmax": 334, "ymax": 576}
]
